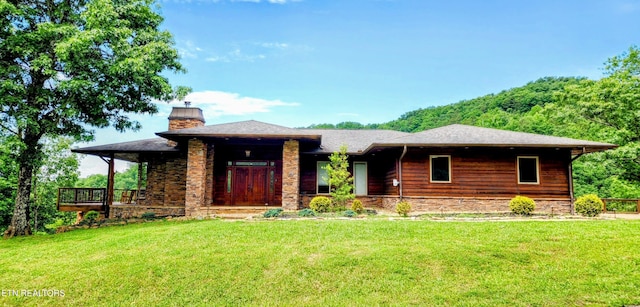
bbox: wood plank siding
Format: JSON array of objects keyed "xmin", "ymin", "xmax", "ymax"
[
  {"xmin": 301, "ymin": 147, "xmax": 571, "ymax": 199},
  {"xmin": 401, "ymin": 148, "xmax": 571, "ymax": 198},
  {"xmin": 300, "ymin": 150, "xmax": 400, "ymax": 196}
]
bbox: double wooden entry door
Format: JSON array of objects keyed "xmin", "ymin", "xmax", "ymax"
[{"xmin": 227, "ymin": 161, "xmax": 277, "ymax": 206}]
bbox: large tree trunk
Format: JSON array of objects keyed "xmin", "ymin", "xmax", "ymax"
[
  {"xmin": 4, "ymin": 135, "xmax": 41, "ymax": 238},
  {"xmin": 4, "ymin": 163, "xmax": 34, "ymax": 238}
]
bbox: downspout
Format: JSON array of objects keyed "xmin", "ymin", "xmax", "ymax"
[
  {"xmin": 398, "ymin": 145, "xmax": 408, "ymax": 200},
  {"xmin": 568, "ymin": 147, "xmax": 586, "ymax": 215}
]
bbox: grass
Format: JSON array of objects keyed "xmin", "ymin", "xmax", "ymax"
[{"xmin": 1, "ymin": 219, "xmax": 640, "ymax": 306}]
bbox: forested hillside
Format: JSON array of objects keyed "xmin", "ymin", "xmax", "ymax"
[{"xmin": 311, "ymin": 47, "xmax": 640, "ymax": 199}]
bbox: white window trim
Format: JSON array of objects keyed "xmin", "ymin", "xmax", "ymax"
[
  {"xmin": 430, "ymin": 155, "xmax": 451, "ymax": 183},
  {"xmin": 353, "ymin": 161, "xmax": 368, "ymax": 196},
  {"xmin": 316, "ymin": 161, "xmax": 330, "ymax": 194},
  {"xmin": 517, "ymin": 156, "xmax": 540, "ymax": 185}
]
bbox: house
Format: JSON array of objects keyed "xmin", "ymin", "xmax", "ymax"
[{"xmin": 59, "ymin": 106, "xmax": 615, "ymax": 217}]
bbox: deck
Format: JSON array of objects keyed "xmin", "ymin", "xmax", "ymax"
[{"xmin": 57, "ymin": 188, "xmax": 146, "ymax": 213}]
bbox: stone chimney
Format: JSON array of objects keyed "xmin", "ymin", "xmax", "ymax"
[
  {"xmin": 167, "ymin": 106, "xmax": 205, "ymax": 146},
  {"xmin": 168, "ymin": 106, "xmax": 205, "ymax": 131}
]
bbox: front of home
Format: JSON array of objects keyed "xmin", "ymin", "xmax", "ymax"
[{"xmin": 59, "ymin": 106, "xmax": 615, "ymax": 217}]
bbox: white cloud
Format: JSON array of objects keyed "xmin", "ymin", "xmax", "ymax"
[
  {"xmin": 258, "ymin": 42, "xmax": 289, "ymax": 49},
  {"xmin": 177, "ymin": 40, "xmax": 204, "ymax": 59},
  {"xmin": 205, "ymin": 48, "xmax": 266, "ymax": 62},
  {"xmin": 174, "ymin": 91, "xmax": 299, "ymax": 116}
]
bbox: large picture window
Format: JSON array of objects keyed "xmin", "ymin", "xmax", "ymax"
[
  {"xmin": 317, "ymin": 161, "xmax": 330, "ymax": 194},
  {"xmin": 430, "ymin": 155, "xmax": 451, "ymax": 183},
  {"xmin": 517, "ymin": 156, "xmax": 539, "ymax": 184}
]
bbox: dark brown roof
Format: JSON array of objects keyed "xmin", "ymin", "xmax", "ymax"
[
  {"xmin": 72, "ymin": 138, "xmax": 179, "ymax": 162},
  {"xmin": 157, "ymin": 120, "xmax": 321, "ymax": 141},
  {"xmin": 75, "ymin": 121, "xmax": 616, "ymax": 160},
  {"xmin": 365, "ymin": 124, "xmax": 616, "ymax": 154},
  {"xmin": 301, "ymin": 129, "xmax": 410, "ymax": 154}
]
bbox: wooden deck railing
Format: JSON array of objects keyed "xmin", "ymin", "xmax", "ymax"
[
  {"xmin": 57, "ymin": 188, "xmax": 146, "ymax": 207},
  {"xmin": 601, "ymin": 198, "xmax": 640, "ymax": 213},
  {"xmin": 57, "ymin": 188, "xmax": 107, "ymax": 208}
]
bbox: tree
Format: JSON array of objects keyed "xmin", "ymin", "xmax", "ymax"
[
  {"xmin": 0, "ymin": 0, "xmax": 185, "ymax": 237},
  {"xmin": 324, "ymin": 144, "xmax": 354, "ymax": 209},
  {"xmin": 0, "ymin": 132, "xmax": 18, "ymax": 234},
  {"xmin": 31, "ymin": 137, "xmax": 79, "ymax": 233},
  {"xmin": 555, "ymin": 46, "xmax": 640, "ymax": 197}
]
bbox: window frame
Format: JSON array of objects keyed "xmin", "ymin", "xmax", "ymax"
[
  {"xmin": 430, "ymin": 155, "xmax": 452, "ymax": 183},
  {"xmin": 316, "ymin": 161, "xmax": 330, "ymax": 194},
  {"xmin": 517, "ymin": 156, "xmax": 540, "ymax": 184}
]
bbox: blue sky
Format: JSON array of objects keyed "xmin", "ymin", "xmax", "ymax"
[{"xmin": 78, "ymin": 0, "xmax": 640, "ymax": 176}]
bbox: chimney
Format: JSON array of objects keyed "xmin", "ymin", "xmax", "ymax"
[
  {"xmin": 167, "ymin": 106, "xmax": 205, "ymax": 146},
  {"xmin": 168, "ymin": 106, "xmax": 205, "ymax": 131}
]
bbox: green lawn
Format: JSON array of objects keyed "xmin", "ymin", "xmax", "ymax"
[{"xmin": 1, "ymin": 219, "xmax": 639, "ymax": 306}]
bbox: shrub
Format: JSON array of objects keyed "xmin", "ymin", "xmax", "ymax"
[
  {"xmin": 342, "ymin": 210, "xmax": 357, "ymax": 218},
  {"xmin": 263, "ymin": 208, "xmax": 283, "ymax": 218},
  {"xmin": 395, "ymin": 201, "xmax": 411, "ymax": 217},
  {"xmin": 575, "ymin": 194, "xmax": 604, "ymax": 217},
  {"xmin": 141, "ymin": 212, "xmax": 156, "ymax": 220},
  {"xmin": 85, "ymin": 211, "xmax": 99, "ymax": 222},
  {"xmin": 509, "ymin": 195, "xmax": 536, "ymax": 215},
  {"xmin": 351, "ymin": 199, "xmax": 364, "ymax": 214},
  {"xmin": 309, "ymin": 196, "xmax": 333, "ymax": 213},
  {"xmin": 298, "ymin": 208, "xmax": 317, "ymax": 217}
]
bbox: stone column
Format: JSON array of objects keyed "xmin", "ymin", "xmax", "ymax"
[
  {"xmin": 282, "ymin": 140, "xmax": 300, "ymax": 210},
  {"xmin": 185, "ymin": 138, "xmax": 206, "ymax": 216},
  {"xmin": 204, "ymin": 145, "xmax": 215, "ymax": 206}
]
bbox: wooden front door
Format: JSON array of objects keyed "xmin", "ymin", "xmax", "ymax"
[
  {"xmin": 233, "ymin": 166, "xmax": 268, "ymax": 205},
  {"xmin": 227, "ymin": 161, "xmax": 278, "ymax": 206}
]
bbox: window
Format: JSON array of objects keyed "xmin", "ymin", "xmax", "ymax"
[
  {"xmin": 430, "ymin": 155, "xmax": 451, "ymax": 183},
  {"xmin": 517, "ymin": 156, "xmax": 539, "ymax": 184},
  {"xmin": 353, "ymin": 162, "xmax": 368, "ymax": 195},
  {"xmin": 317, "ymin": 161, "xmax": 330, "ymax": 194}
]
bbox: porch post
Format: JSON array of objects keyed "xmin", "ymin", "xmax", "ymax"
[
  {"xmin": 185, "ymin": 138, "xmax": 206, "ymax": 216},
  {"xmin": 137, "ymin": 162, "xmax": 143, "ymax": 203},
  {"xmin": 105, "ymin": 154, "xmax": 114, "ymax": 218},
  {"xmin": 282, "ymin": 140, "xmax": 300, "ymax": 210}
]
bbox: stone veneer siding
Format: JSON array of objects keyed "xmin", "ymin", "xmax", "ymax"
[
  {"xmin": 169, "ymin": 118, "xmax": 204, "ymax": 131},
  {"xmin": 380, "ymin": 196, "xmax": 571, "ymax": 214},
  {"xmin": 185, "ymin": 139, "xmax": 206, "ymax": 216},
  {"xmin": 204, "ymin": 144, "xmax": 215, "ymax": 206},
  {"xmin": 300, "ymin": 195, "xmax": 571, "ymax": 214},
  {"xmin": 141, "ymin": 156, "xmax": 187, "ymax": 207},
  {"xmin": 142, "ymin": 159, "xmax": 166, "ymax": 206},
  {"xmin": 282, "ymin": 140, "xmax": 300, "ymax": 210},
  {"xmin": 111, "ymin": 206, "xmax": 185, "ymax": 219},
  {"xmin": 167, "ymin": 118, "xmax": 204, "ymax": 146}
]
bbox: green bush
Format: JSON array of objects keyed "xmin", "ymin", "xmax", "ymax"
[
  {"xmin": 351, "ymin": 199, "xmax": 364, "ymax": 214},
  {"xmin": 85, "ymin": 211, "xmax": 99, "ymax": 222},
  {"xmin": 298, "ymin": 208, "xmax": 317, "ymax": 217},
  {"xmin": 263, "ymin": 208, "xmax": 283, "ymax": 218},
  {"xmin": 509, "ymin": 195, "xmax": 536, "ymax": 215},
  {"xmin": 575, "ymin": 194, "xmax": 604, "ymax": 217},
  {"xmin": 309, "ymin": 196, "xmax": 333, "ymax": 213},
  {"xmin": 395, "ymin": 201, "xmax": 411, "ymax": 217},
  {"xmin": 141, "ymin": 212, "xmax": 156, "ymax": 220},
  {"xmin": 342, "ymin": 210, "xmax": 357, "ymax": 218}
]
